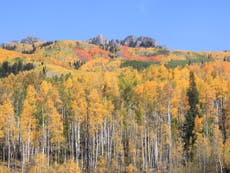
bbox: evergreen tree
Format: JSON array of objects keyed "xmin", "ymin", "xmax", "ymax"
[{"xmin": 183, "ymin": 72, "xmax": 199, "ymax": 162}]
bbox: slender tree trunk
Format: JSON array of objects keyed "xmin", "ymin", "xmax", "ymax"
[
  {"xmin": 27, "ymin": 123, "xmax": 31, "ymax": 162},
  {"xmin": 72, "ymin": 122, "xmax": 75, "ymax": 160},
  {"xmin": 86, "ymin": 96, "xmax": 90, "ymax": 173},
  {"xmin": 154, "ymin": 135, "xmax": 158, "ymax": 168},
  {"xmin": 42, "ymin": 106, "xmax": 45, "ymax": 155},
  {"xmin": 101, "ymin": 124, "xmax": 104, "ymax": 156},
  {"xmin": 47, "ymin": 128, "xmax": 50, "ymax": 168},
  {"xmin": 95, "ymin": 131, "xmax": 98, "ymax": 167},
  {"xmin": 144, "ymin": 127, "xmax": 147, "ymax": 170},
  {"xmin": 7, "ymin": 130, "xmax": 10, "ymax": 168},
  {"xmin": 218, "ymin": 153, "xmax": 223, "ymax": 173},
  {"xmin": 167, "ymin": 100, "xmax": 172, "ymax": 173},
  {"xmin": 142, "ymin": 134, "xmax": 145, "ymax": 171},
  {"xmin": 22, "ymin": 143, "xmax": 25, "ymax": 173},
  {"xmin": 77, "ymin": 121, "xmax": 80, "ymax": 163}
]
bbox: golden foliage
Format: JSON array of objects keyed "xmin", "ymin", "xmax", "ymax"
[{"xmin": 28, "ymin": 153, "xmax": 49, "ymax": 173}]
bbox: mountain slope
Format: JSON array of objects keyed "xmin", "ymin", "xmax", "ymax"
[{"xmin": 0, "ymin": 37, "xmax": 229, "ymax": 173}]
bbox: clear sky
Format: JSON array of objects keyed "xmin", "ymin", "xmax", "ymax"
[{"xmin": 1, "ymin": 0, "xmax": 230, "ymax": 51}]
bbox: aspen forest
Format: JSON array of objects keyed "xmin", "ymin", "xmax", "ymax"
[{"xmin": 0, "ymin": 39, "xmax": 229, "ymax": 173}]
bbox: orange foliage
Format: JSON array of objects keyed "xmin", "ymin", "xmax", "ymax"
[
  {"xmin": 74, "ymin": 48, "xmax": 92, "ymax": 61},
  {"xmin": 74, "ymin": 47, "xmax": 109, "ymax": 61},
  {"xmin": 0, "ymin": 49, "xmax": 22, "ymax": 62},
  {"xmin": 88, "ymin": 47, "xmax": 109, "ymax": 58},
  {"xmin": 120, "ymin": 46, "xmax": 164, "ymax": 62}
]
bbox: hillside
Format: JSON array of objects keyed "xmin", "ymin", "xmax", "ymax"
[
  {"xmin": 0, "ymin": 36, "xmax": 229, "ymax": 173},
  {"xmin": 1, "ymin": 36, "xmax": 229, "ymax": 72}
]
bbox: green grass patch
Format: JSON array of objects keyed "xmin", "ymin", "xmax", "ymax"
[
  {"xmin": 120, "ymin": 60, "xmax": 159, "ymax": 70},
  {"xmin": 166, "ymin": 56, "xmax": 214, "ymax": 68}
]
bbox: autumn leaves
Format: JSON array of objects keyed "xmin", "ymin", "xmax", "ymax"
[{"xmin": 0, "ymin": 61, "xmax": 229, "ymax": 172}]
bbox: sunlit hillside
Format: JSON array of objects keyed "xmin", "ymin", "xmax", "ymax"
[{"xmin": 0, "ymin": 38, "xmax": 229, "ymax": 173}]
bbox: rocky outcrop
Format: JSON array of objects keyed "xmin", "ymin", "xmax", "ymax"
[
  {"xmin": 20, "ymin": 36, "xmax": 41, "ymax": 44},
  {"xmin": 88, "ymin": 35, "xmax": 157, "ymax": 48},
  {"xmin": 88, "ymin": 34, "xmax": 110, "ymax": 46},
  {"xmin": 122, "ymin": 36, "xmax": 156, "ymax": 48},
  {"xmin": 109, "ymin": 39, "xmax": 121, "ymax": 47}
]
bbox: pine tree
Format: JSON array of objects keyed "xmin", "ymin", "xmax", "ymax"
[{"xmin": 183, "ymin": 72, "xmax": 199, "ymax": 162}]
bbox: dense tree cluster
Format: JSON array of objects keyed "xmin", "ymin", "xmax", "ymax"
[
  {"xmin": 0, "ymin": 60, "xmax": 34, "ymax": 78},
  {"xmin": 73, "ymin": 60, "xmax": 85, "ymax": 70},
  {"xmin": 120, "ymin": 60, "xmax": 159, "ymax": 70},
  {"xmin": 0, "ymin": 60, "xmax": 229, "ymax": 173}
]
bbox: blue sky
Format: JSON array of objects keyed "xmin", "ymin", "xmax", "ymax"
[{"xmin": 1, "ymin": 0, "xmax": 230, "ymax": 51}]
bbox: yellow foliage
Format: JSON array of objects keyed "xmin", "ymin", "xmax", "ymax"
[
  {"xmin": 0, "ymin": 49, "xmax": 22, "ymax": 62},
  {"xmin": 194, "ymin": 116, "xmax": 203, "ymax": 133},
  {"xmin": 0, "ymin": 98, "xmax": 16, "ymax": 139},
  {"xmin": 0, "ymin": 165, "xmax": 13, "ymax": 173},
  {"xmin": 101, "ymin": 72, "xmax": 120, "ymax": 98},
  {"xmin": 39, "ymin": 81, "xmax": 52, "ymax": 101},
  {"xmin": 224, "ymin": 139, "xmax": 230, "ymax": 169},
  {"xmin": 96, "ymin": 158, "xmax": 107, "ymax": 173},
  {"xmin": 126, "ymin": 163, "xmax": 136, "ymax": 173},
  {"xmin": 51, "ymin": 160, "xmax": 81, "ymax": 173},
  {"xmin": 20, "ymin": 85, "xmax": 37, "ymax": 143},
  {"xmin": 88, "ymin": 89, "xmax": 110, "ymax": 132},
  {"xmin": 49, "ymin": 102, "xmax": 64, "ymax": 144},
  {"xmin": 71, "ymin": 83, "xmax": 87, "ymax": 122},
  {"xmin": 28, "ymin": 153, "xmax": 49, "ymax": 173},
  {"xmin": 80, "ymin": 58, "xmax": 109, "ymax": 72}
]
